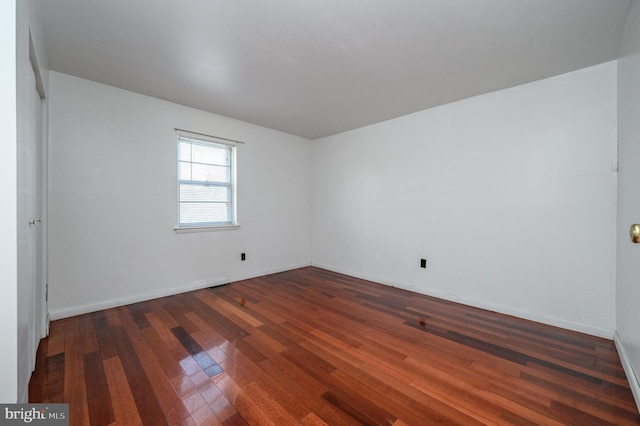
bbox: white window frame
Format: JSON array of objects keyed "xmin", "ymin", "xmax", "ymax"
[{"xmin": 174, "ymin": 129, "xmax": 240, "ymax": 233}]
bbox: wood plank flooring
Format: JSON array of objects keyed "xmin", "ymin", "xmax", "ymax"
[{"xmin": 30, "ymin": 267, "xmax": 640, "ymax": 425}]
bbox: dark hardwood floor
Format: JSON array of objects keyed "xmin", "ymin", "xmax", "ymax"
[{"xmin": 30, "ymin": 267, "xmax": 640, "ymax": 425}]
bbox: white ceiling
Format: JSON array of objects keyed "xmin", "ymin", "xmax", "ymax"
[{"xmin": 37, "ymin": 0, "xmax": 632, "ymax": 139}]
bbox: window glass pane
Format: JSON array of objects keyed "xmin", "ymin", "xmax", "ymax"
[
  {"xmin": 180, "ymin": 202, "xmax": 230, "ymax": 224},
  {"xmin": 192, "ymin": 143, "xmax": 229, "ymax": 165},
  {"xmin": 191, "ymin": 163, "xmax": 230, "ymax": 182},
  {"xmin": 180, "ymin": 184, "xmax": 229, "ymax": 202},
  {"xmin": 179, "ymin": 161, "xmax": 191, "ymax": 180},
  {"xmin": 179, "ymin": 141, "xmax": 191, "ymax": 161}
]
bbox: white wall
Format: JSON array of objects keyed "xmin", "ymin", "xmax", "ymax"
[
  {"xmin": 0, "ymin": 0, "xmax": 18, "ymax": 403},
  {"xmin": 312, "ymin": 62, "xmax": 618, "ymax": 337},
  {"xmin": 48, "ymin": 72, "xmax": 311, "ymax": 318},
  {"xmin": 617, "ymin": 0, "xmax": 640, "ymax": 407}
]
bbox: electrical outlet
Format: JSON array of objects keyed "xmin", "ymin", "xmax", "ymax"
[
  {"xmin": 241, "ymin": 253, "xmax": 246, "ymax": 261},
  {"xmin": 420, "ymin": 258, "xmax": 427, "ymax": 268}
]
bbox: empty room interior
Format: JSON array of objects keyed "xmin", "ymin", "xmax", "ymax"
[{"xmin": 3, "ymin": 0, "xmax": 640, "ymax": 424}]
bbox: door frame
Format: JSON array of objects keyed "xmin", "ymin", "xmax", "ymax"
[{"xmin": 28, "ymin": 29, "xmax": 48, "ymax": 351}]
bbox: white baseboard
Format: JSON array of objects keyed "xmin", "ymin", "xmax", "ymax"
[
  {"xmin": 50, "ymin": 261, "xmax": 614, "ymax": 341},
  {"xmin": 614, "ymin": 331, "xmax": 640, "ymax": 413},
  {"xmin": 49, "ymin": 262, "xmax": 311, "ymax": 320},
  {"xmin": 311, "ymin": 262, "xmax": 614, "ymax": 339}
]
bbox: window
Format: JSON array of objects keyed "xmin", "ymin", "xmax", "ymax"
[{"xmin": 176, "ymin": 132, "xmax": 237, "ymax": 229}]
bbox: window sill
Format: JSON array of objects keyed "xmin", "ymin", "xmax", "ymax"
[{"xmin": 174, "ymin": 224, "xmax": 241, "ymax": 234}]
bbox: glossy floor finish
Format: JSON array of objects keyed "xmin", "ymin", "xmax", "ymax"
[{"xmin": 30, "ymin": 267, "xmax": 640, "ymax": 425}]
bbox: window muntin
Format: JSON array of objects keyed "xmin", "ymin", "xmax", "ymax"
[{"xmin": 177, "ymin": 135, "xmax": 236, "ymax": 227}]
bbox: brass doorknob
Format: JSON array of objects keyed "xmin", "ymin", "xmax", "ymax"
[{"xmin": 631, "ymin": 224, "xmax": 640, "ymax": 244}]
